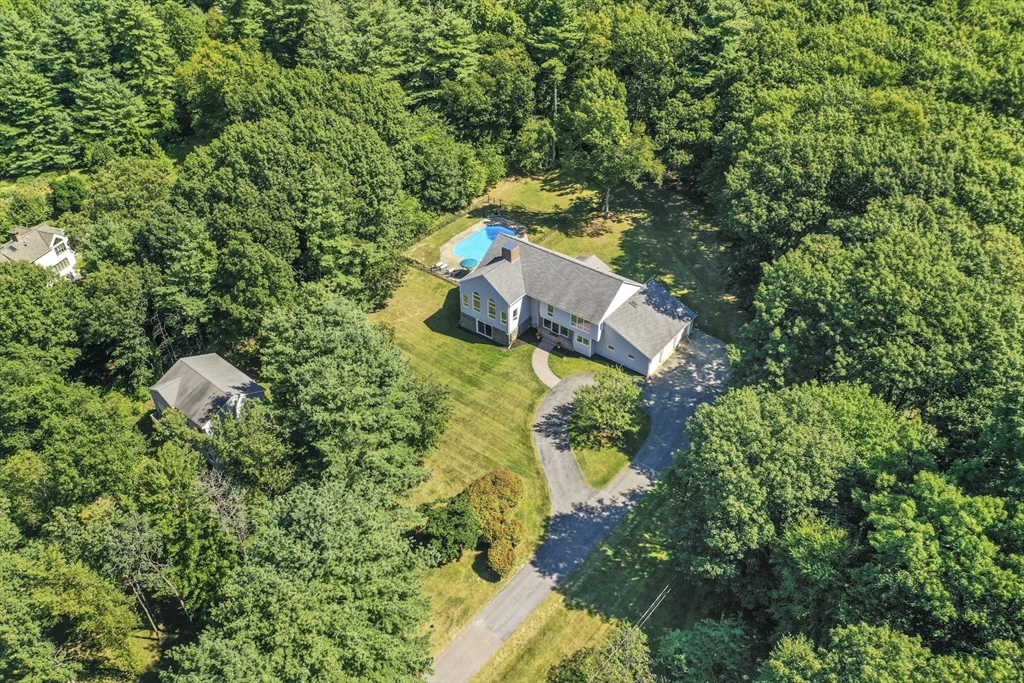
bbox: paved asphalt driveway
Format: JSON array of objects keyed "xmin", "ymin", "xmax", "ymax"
[{"xmin": 428, "ymin": 332, "xmax": 729, "ymax": 682}]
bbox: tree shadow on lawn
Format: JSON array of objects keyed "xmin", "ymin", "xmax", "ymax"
[
  {"xmin": 546, "ymin": 487, "xmax": 724, "ymax": 639},
  {"xmin": 606, "ymin": 185, "xmax": 749, "ymax": 343},
  {"xmin": 423, "ymin": 287, "xmax": 504, "ymax": 347}
]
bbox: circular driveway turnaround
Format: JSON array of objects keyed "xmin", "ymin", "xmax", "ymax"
[{"xmin": 428, "ymin": 332, "xmax": 729, "ymax": 682}]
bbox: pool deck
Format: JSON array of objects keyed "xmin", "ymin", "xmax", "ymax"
[{"xmin": 438, "ymin": 215, "xmax": 529, "ymax": 272}]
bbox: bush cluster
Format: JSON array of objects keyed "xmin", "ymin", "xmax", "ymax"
[
  {"xmin": 421, "ymin": 469, "xmax": 525, "ymax": 576},
  {"xmin": 569, "ymin": 371, "xmax": 646, "ymax": 450}
]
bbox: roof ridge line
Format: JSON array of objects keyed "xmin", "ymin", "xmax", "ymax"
[{"xmin": 503, "ymin": 236, "xmax": 640, "ymax": 285}]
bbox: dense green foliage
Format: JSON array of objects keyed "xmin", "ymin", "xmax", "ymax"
[
  {"xmin": 420, "ymin": 469, "xmax": 525, "ymax": 575},
  {"xmin": 4, "ymin": 0, "xmax": 1024, "ymax": 679},
  {"xmin": 548, "ymin": 624, "xmax": 656, "ymax": 683},
  {"xmin": 569, "ymin": 370, "xmax": 647, "ymax": 450}
]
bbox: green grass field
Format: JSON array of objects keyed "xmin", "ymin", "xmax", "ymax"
[
  {"xmin": 573, "ymin": 412, "xmax": 651, "ymax": 490},
  {"xmin": 371, "ymin": 269, "xmax": 551, "ymax": 653}
]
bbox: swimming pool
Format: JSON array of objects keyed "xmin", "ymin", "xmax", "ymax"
[{"xmin": 453, "ymin": 224, "xmax": 516, "ymax": 263}]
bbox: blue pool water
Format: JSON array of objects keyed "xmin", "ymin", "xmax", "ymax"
[{"xmin": 453, "ymin": 224, "xmax": 516, "ymax": 263}]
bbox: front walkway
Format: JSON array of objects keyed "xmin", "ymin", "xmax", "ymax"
[
  {"xmin": 428, "ymin": 332, "xmax": 730, "ymax": 682},
  {"xmin": 531, "ymin": 341, "xmax": 560, "ymax": 388}
]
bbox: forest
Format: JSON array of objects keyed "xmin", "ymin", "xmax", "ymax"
[{"xmin": 2, "ymin": 0, "xmax": 1024, "ymax": 680}]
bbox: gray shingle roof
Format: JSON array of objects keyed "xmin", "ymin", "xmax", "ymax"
[
  {"xmin": 576, "ymin": 255, "xmax": 611, "ymax": 272},
  {"xmin": 150, "ymin": 354, "xmax": 265, "ymax": 429},
  {"xmin": 603, "ymin": 280, "xmax": 696, "ymax": 358},
  {"xmin": 0, "ymin": 224, "xmax": 64, "ymax": 264},
  {"xmin": 462, "ymin": 237, "xmax": 640, "ymax": 322}
]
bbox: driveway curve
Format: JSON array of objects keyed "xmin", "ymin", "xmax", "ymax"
[{"xmin": 428, "ymin": 332, "xmax": 729, "ymax": 682}]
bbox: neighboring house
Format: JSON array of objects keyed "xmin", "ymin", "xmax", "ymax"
[
  {"xmin": 150, "ymin": 354, "xmax": 266, "ymax": 433},
  {"xmin": 458, "ymin": 236, "xmax": 696, "ymax": 376},
  {"xmin": 0, "ymin": 223, "xmax": 79, "ymax": 279}
]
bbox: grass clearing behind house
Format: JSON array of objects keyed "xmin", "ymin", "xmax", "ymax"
[
  {"xmin": 491, "ymin": 173, "xmax": 747, "ymax": 343},
  {"xmin": 371, "ymin": 268, "xmax": 551, "ymax": 654}
]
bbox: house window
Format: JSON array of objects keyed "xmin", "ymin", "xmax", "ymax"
[
  {"xmin": 54, "ymin": 241, "xmax": 67, "ymax": 255},
  {"xmin": 570, "ymin": 315, "xmax": 591, "ymax": 333},
  {"xmin": 546, "ymin": 303, "xmax": 554, "ymax": 317},
  {"xmin": 559, "ymin": 325, "xmax": 571, "ymax": 338},
  {"xmin": 542, "ymin": 318, "xmax": 553, "ymax": 331},
  {"xmin": 512, "ymin": 308, "xmax": 519, "ymax": 321},
  {"xmin": 473, "ymin": 292, "xmax": 480, "ymax": 312},
  {"xmin": 51, "ymin": 258, "xmax": 70, "ymax": 273},
  {"xmin": 607, "ymin": 345, "xmax": 615, "ymax": 351},
  {"xmin": 576, "ymin": 334, "xmax": 589, "ymax": 347},
  {"xmin": 462, "ymin": 294, "xmax": 469, "ymax": 308},
  {"xmin": 476, "ymin": 320, "xmax": 493, "ymax": 338},
  {"xmin": 488, "ymin": 299, "xmax": 496, "ymax": 320},
  {"xmin": 628, "ymin": 353, "xmax": 635, "ymax": 360},
  {"xmin": 501, "ymin": 311, "xmax": 507, "ymax": 324}
]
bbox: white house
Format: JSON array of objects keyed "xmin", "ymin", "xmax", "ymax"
[
  {"xmin": 0, "ymin": 223, "xmax": 78, "ymax": 279},
  {"xmin": 457, "ymin": 237, "xmax": 695, "ymax": 376},
  {"xmin": 150, "ymin": 354, "xmax": 266, "ymax": 433}
]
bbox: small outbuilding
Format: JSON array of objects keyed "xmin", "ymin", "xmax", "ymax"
[{"xmin": 150, "ymin": 354, "xmax": 266, "ymax": 433}]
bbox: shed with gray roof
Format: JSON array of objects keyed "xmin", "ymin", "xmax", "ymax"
[{"xmin": 150, "ymin": 354, "xmax": 266, "ymax": 433}]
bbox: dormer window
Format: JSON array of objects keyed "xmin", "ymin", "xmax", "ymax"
[{"xmin": 54, "ymin": 241, "xmax": 67, "ymax": 255}]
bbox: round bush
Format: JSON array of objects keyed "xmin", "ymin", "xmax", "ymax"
[
  {"xmin": 466, "ymin": 469, "xmax": 524, "ymax": 543},
  {"xmin": 487, "ymin": 537, "xmax": 518, "ymax": 577},
  {"xmin": 496, "ymin": 518, "xmax": 525, "ymax": 546}
]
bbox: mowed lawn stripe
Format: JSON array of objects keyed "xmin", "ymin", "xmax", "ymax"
[{"xmin": 372, "ymin": 268, "xmax": 550, "ymax": 654}]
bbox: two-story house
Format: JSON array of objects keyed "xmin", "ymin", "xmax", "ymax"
[
  {"xmin": 457, "ymin": 236, "xmax": 695, "ymax": 376},
  {"xmin": 0, "ymin": 223, "xmax": 78, "ymax": 279}
]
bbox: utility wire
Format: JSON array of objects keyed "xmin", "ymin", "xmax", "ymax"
[{"xmin": 586, "ymin": 577, "xmax": 677, "ymax": 683}]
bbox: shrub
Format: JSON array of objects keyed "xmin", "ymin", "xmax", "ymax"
[
  {"xmin": 658, "ymin": 618, "xmax": 755, "ymax": 683},
  {"xmin": 423, "ymin": 494, "xmax": 481, "ymax": 566},
  {"xmin": 7, "ymin": 190, "xmax": 51, "ymax": 227},
  {"xmin": 548, "ymin": 624, "xmax": 656, "ymax": 682},
  {"xmin": 487, "ymin": 537, "xmax": 518, "ymax": 577},
  {"xmin": 50, "ymin": 174, "xmax": 90, "ymax": 215},
  {"xmin": 569, "ymin": 371, "xmax": 646, "ymax": 450},
  {"xmin": 495, "ymin": 518, "xmax": 525, "ymax": 546},
  {"xmin": 465, "ymin": 469, "xmax": 524, "ymax": 543}
]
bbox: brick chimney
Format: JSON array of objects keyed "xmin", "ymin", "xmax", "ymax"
[{"xmin": 501, "ymin": 243, "xmax": 520, "ymax": 262}]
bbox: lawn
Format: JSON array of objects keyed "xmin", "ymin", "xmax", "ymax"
[
  {"xmin": 573, "ymin": 412, "xmax": 651, "ymax": 490},
  {"xmin": 371, "ymin": 268, "xmax": 551, "ymax": 654},
  {"xmin": 473, "ymin": 486, "xmax": 720, "ymax": 682},
  {"xmin": 491, "ymin": 172, "xmax": 747, "ymax": 343},
  {"xmin": 546, "ymin": 345, "xmax": 620, "ymax": 380}
]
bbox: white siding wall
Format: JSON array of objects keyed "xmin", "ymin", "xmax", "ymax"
[
  {"xmin": 459, "ymin": 278, "xmax": 510, "ymax": 334},
  {"xmin": 593, "ymin": 324, "xmax": 650, "ymax": 375},
  {"xmin": 32, "ymin": 236, "xmax": 77, "ymax": 277},
  {"xmin": 537, "ymin": 300, "xmax": 597, "ymax": 355}
]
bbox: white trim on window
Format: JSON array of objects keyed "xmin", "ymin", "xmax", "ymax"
[
  {"xmin": 607, "ymin": 344, "xmax": 615, "ymax": 351},
  {"xmin": 473, "ymin": 292, "xmax": 480, "ymax": 312},
  {"xmin": 576, "ymin": 334, "xmax": 589, "ymax": 346},
  {"xmin": 570, "ymin": 314, "xmax": 591, "ymax": 333},
  {"xmin": 627, "ymin": 353, "xmax": 635, "ymax": 360},
  {"xmin": 546, "ymin": 303, "xmax": 554, "ymax": 317},
  {"xmin": 501, "ymin": 311, "xmax": 507, "ymax": 324},
  {"xmin": 488, "ymin": 299, "xmax": 496, "ymax": 320},
  {"xmin": 462, "ymin": 293, "xmax": 469, "ymax": 308}
]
